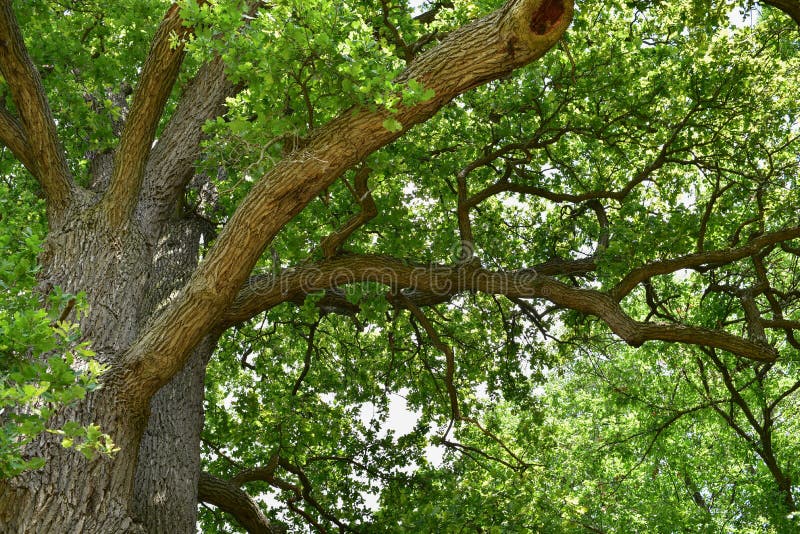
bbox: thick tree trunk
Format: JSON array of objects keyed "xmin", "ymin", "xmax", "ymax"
[
  {"xmin": 133, "ymin": 216, "xmax": 217, "ymax": 533},
  {"xmin": 0, "ymin": 209, "xmax": 215, "ymax": 533},
  {"xmin": 0, "ymin": 0, "xmax": 574, "ymax": 531},
  {"xmin": 133, "ymin": 340, "xmax": 214, "ymax": 533},
  {"xmin": 0, "ymin": 204, "xmax": 155, "ymax": 532},
  {"xmin": 0, "ymin": 390, "xmax": 149, "ymax": 533}
]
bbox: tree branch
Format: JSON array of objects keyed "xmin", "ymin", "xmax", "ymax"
[
  {"xmin": 101, "ymin": 3, "xmax": 190, "ymax": 228},
  {"xmin": 137, "ymin": 0, "xmax": 264, "ymax": 242},
  {"xmin": 227, "ymin": 457, "xmax": 350, "ymax": 532},
  {"xmin": 219, "ymin": 253, "xmax": 777, "ymax": 362},
  {"xmin": 320, "ymin": 165, "xmax": 377, "ymax": 258},
  {"xmin": 396, "ymin": 294, "xmax": 461, "ymax": 419},
  {"xmin": 611, "ymin": 226, "xmax": 800, "ymax": 301},
  {"xmin": 198, "ymin": 472, "xmax": 286, "ymax": 534},
  {"xmin": 0, "ymin": 0, "xmax": 75, "ymax": 223},
  {"xmin": 118, "ymin": 0, "xmax": 575, "ymax": 406},
  {"xmin": 762, "ymin": 0, "xmax": 800, "ymax": 26},
  {"xmin": 0, "ymin": 106, "xmax": 35, "ymax": 173},
  {"xmin": 136, "ymin": 56, "xmax": 235, "ymax": 243}
]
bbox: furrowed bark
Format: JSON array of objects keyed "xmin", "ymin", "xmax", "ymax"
[
  {"xmin": 136, "ymin": 56, "xmax": 234, "ymax": 244},
  {"xmin": 219, "ymin": 254, "xmax": 777, "ymax": 362},
  {"xmin": 134, "ymin": 213, "xmax": 219, "ymax": 532},
  {"xmin": 198, "ymin": 472, "xmax": 285, "ymax": 534},
  {"xmin": 101, "ymin": 3, "xmax": 189, "ymax": 229},
  {"xmin": 0, "ymin": 106, "xmax": 35, "ymax": 172},
  {"xmin": 0, "ymin": 0, "xmax": 75, "ymax": 224},
  {"xmin": 119, "ymin": 0, "xmax": 575, "ymax": 404}
]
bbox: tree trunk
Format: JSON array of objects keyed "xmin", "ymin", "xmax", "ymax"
[
  {"xmin": 0, "ymin": 208, "xmax": 217, "ymax": 533},
  {"xmin": 0, "ymin": 390, "xmax": 148, "ymax": 533},
  {"xmin": 133, "ymin": 340, "xmax": 215, "ymax": 533},
  {"xmin": 133, "ymin": 216, "xmax": 218, "ymax": 533},
  {"xmin": 0, "ymin": 203, "xmax": 155, "ymax": 532},
  {"xmin": 0, "ymin": 0, "xmax": 574, "ymax": 530}
]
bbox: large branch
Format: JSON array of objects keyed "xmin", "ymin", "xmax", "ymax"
[
  {"xmin": 118, "ymin": 0, "xmax": 574, "ymax": 405},
  {"xmin": 611, "ymin": 226, "xmax": 800, "ymax": 301},
  {"xmin": 0, "ymin": 106, "xmax": 34, "ymax": 172},
  {"xmin": 136, "ymin": 56, "xmax": 234, "ymax": 243},
  {"xmin": 762, "ymin": 0, "xmax": 800, "ymax": 25},
  {"xmin": 101, "ymin": 3, "xmax": 190, "ymax": 228},
  {"xmin": 219, "ymin": 254, "xmax": 777, "ymax": 362},
  {"xmin": 0, "ymin": 0, "xmax": 75, "ymax": 223},
  {"xmin": 221, "ymin": 255, "xmax": 595, "ymax": 326},
  {"xmin": 198, "ymin": 472, "xmax": 285, "ymax": 534},
  {"xmin": 137, "ymin": 1, "xmax": 264, "ymax": 242}
]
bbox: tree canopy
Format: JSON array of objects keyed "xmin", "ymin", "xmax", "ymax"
[{"xmin": 1, "ymin": 0, "xmax": 799, "ymax": 532}]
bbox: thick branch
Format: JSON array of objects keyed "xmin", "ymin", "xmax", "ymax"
[
  {"xmin": 220, "ymin": 254, "xmax": 777, "ymax": 362},
  {"xmin": 101, "ymin": 3, "xmax": 190, "ymax": 228},
  {"xmin": 762, "ymin": 0, "xmax": 800, "ymax": 25},
  {"xmin": 0, "ymin": 106, "xmax": 35, "ymax": 172},
  {"xmin": 611, "ymin": 227, "xmax": 800, "ymax": 301},
  {"xmin": 0, "ymin": 0, "xmax": 74, "ymax": 221},
  {"xmin": 119, "ymin": 0, "xmax": 575, "ymax": 405},
  {"xmin": 198, "ymin": 472, "xmax": 285, "ymax": 534},
  {"xmin": 136, "ymin": 56, "xmax": 234, "ymax": 243}
]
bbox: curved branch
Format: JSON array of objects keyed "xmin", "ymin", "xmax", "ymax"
[
  {"xmin": 118, "ymin": 0, "xmax": 575, "ymax": 406},
  {"xmin": 198, "ymin": 472, "xmax": 286, "ymax": 534},
  {"xmin": 762, "ymin": 0, "xmax": 800, "ymax": 26},
  {"xmin": 611, "ymin": 226, "xmax": 800, "ymax": 301},
  {"xmin": 0, "ymin": 0, "xmax": 75, "ymax": 222},
  {"xmin": 228, "ymin": 458, "xmax": 349, "ymax": 532},
  {"xmin": 220, "ymin": 253, "xmax": 777, "ymax": 362},
  {"xmin": 320, "ymin": 165, "xmax": 377, "ymax": 258},
  {"xmin": 397, "ymin": 294, "xmax": 461, "ymax": 419},
  {"xmin": 101, "ymin": 3, "xmax": 190, "ymax": 228},
  {"xmin": 221, "ymin": 254, "xmax": 586, "ymax": 326}
]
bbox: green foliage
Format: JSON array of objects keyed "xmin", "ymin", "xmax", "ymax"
[
  {"xmin": 0, "ymin": 178, "xmax": 112, "ymax": 479},
  {"xmin": 192, "ymin": 0, "xmax": 799, "ymax": 530},
  {"xmin": 3, "ymin": 0, "xmax": 799, "ymax": 530}
]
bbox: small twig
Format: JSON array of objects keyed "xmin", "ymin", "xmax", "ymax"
[{"xmin": 52, "ymin": 297, "xmax": 76, "ymax": 326}]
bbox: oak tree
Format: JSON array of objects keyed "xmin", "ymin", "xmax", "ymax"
[{"xmin": 0, "ymin": 0, "xmax": 798, "ymax": 532}]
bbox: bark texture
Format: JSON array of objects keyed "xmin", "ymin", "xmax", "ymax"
[{"xmin": 0, "ymin": 0, "xmax": 574, "ymax": 531}]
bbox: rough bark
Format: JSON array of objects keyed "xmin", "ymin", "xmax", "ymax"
[
  {"xmin": 132, "ymin": 214, "xmax": 219, "ymax": 533},
  {"xmin": 0, "ymin": 388, "xmax": 149, "ymax": 533},
  {"xmin": 119, "ymin": 0, "xmax": 574, "ymax": 405},
  {"xmin": 133, "ymin": 337, "xmax": 215, "ymax": 533},
  {"xmin": 0, "ymin": 0, "xmax": 574, "ymax": 531},
  {"xmin": 100, "ymin": 3, "xmax": 190, "ymax": 229},
  {"xmin": 0, "ymin": 0, "xmax": 75, "ymax": 225}
]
